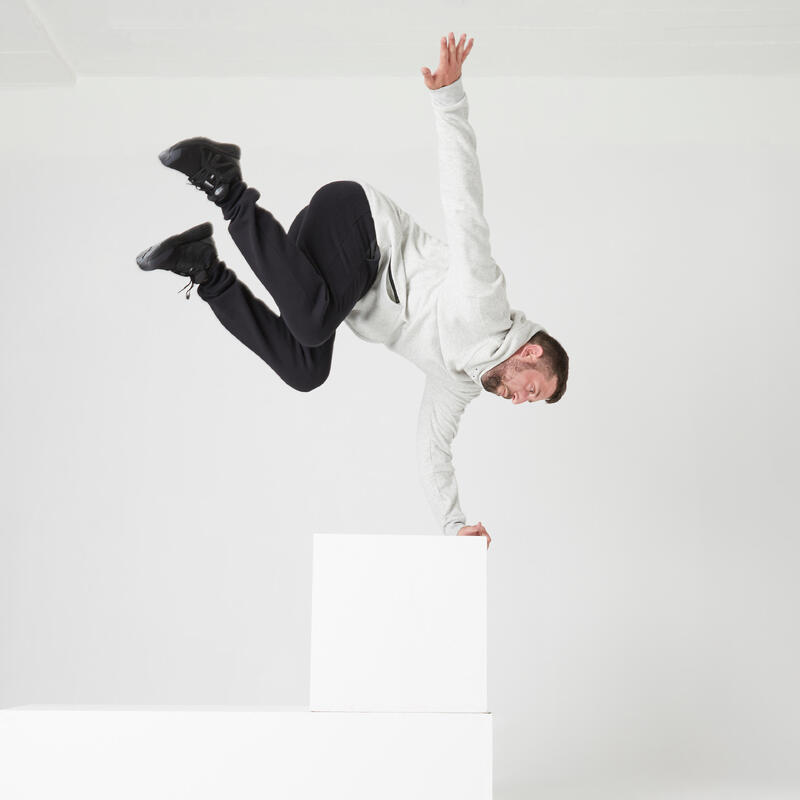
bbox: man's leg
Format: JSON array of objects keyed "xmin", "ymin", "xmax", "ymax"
[
  {"xmin": 216, "ymin": 179, "xmax": 380, "ymax": 348},
  {"xmin": 196, "ymin": 260, "xmax": 334, "ymax": 393},
  {"xmin": 152, "ymin": 140, "xmax": 377, "ymax": 390}
]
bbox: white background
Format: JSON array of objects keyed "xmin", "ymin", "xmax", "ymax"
[{"xmin": 2, "ymin": 14, "xmax": 800, "ymax": 800}]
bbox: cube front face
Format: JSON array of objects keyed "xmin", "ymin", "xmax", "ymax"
[{"xmin": 310, "ymin": 534, "xmax": 488, "ymax": 712}]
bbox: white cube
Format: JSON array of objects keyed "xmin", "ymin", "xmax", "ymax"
[
  {"xmin": 0, "ymin": 707, "xmax": 493, "ymax": 800},
  {"xmin": 310, "ymin": 533, "xmax": 487, "ymax": 712}
]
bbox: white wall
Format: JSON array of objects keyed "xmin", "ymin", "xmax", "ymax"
[{"xmin": 1, "ymin": 74, "xmax": 799, "ymax": 799}]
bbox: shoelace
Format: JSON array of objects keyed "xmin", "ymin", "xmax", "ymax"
[
  {"xmin": 187, "ymin": 170, "xmax": 219, "ymax": 195},
  {"xmin": 178, "ymin": 277, "xmax": 196, "ymax": 300},
  {"xmin": 187, "ymin": 150, "xmax": 229, "ymax": 196},
  {"xmin": 178, "ymin": 262, "xmax": 211, "ymax": 300}
]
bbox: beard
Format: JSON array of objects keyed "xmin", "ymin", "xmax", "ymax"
[{"xmin": 481, "ymin": 356, "xmax": 533, "ymax": 393}]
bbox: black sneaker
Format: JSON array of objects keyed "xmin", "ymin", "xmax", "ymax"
[
  {"xmin": 136, "ymin": 222, "xmax": 219, "ymax": 299},
  {"xmin": 158, "ymin": 137, "xmax": 242, "ymax": 203}
]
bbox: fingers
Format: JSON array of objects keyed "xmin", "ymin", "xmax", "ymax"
[
  {"xmin": 462, "ymin": 529, "xmax": 490, "ymax": 542},
  {"xmin": 478, "ymin": 521, "xmax": 491, "ymax": 547},
  {"xmin": 470, "ymin": 527, "xmax": 492, "ymax": 548},
  {"xmin": 463, "ymin": 36, "xmax": 474, "ymax": 61},
  {"xmin": 443, "ymin": 32, "xmax": 473, "ymax": 65},
  {"xmin": 460, "ymin": 521, "xmax": 492, "ymax": 548},
  {"xmin": 457, "ymin": 521, "xmax": 491, "ymax": 548}
]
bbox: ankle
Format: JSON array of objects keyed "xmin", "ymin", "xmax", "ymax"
[
  {"xmin": 196, "ymin": 261, "xmax": 235, "ymax": 300},
  {"xmin": 215, "ymin": 179, "xmax": 246, "ymax": 210},
  {"xmin": 196, "ymin": 259, "xmax": 223, "ymax": 285}
]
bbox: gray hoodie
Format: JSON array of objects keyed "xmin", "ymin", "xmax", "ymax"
[{"xmin": 348, "ymin": 76, "xmax": 546, "ymax": 536}]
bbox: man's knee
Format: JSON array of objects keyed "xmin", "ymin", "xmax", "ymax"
[
  {"xmin": 288, "ymin": 353, "xmax": 332, "ymax": 392},
  {"xmin": 293, "ymin": 369, "xmax": 330, "ymax": 393}
]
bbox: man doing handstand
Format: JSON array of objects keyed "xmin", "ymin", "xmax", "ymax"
[{"xmin": 136, "ymin": 32, "xmax": 570, "ymax": 547}]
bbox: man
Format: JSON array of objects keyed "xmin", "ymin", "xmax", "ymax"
[{"xmin": 136, "ymin": 32, "xmax": 570, "ymax": 548}]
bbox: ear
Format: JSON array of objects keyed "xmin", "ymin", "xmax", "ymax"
[{"xmin": 524, "ymin": 343, "xmax": 543, "ymax": 359}]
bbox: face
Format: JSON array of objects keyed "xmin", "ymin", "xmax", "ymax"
[{"xmin": 481, "ymin": 346, "xmax": 558, "ymax": 405}]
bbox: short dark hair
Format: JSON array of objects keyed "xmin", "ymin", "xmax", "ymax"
[{"xmin": 529, "ymin": 330, "xmax": 569, "ymax": 403}]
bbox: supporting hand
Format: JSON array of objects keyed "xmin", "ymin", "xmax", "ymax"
[
  {"xmin": 421, "ymin": 32, "xmax": 474, "ymax": 90},
  {"xmin": 457, "ymin": 521, "xmax": 492, "ymax": 548}
]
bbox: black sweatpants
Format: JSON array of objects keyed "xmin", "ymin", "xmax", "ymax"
[{"xmin": 197, "ymin": 179, "xmax": 381, "ymax": 392}]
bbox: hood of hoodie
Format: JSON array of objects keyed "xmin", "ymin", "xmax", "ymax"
[{"xmin": 467, "ymin": 311, "xmax": 547, "ymax": 387}]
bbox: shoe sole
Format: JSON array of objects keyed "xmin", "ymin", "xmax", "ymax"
[
  {"xmin": 136, "ymin": 221, "xmax": 214, "ymax": 271},
  {"xmin": 158, "ymin": 137, "xmax": 241, "ymax": 168}
]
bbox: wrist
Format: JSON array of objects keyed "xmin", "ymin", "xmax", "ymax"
[{"xmin": 429, "ymin": 76, "xmax": 466, "ymax": 106}]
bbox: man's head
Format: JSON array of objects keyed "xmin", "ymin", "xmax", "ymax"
[{"xmin": 481, "ymin": 330, "xmax": 569, "ymax": 405}]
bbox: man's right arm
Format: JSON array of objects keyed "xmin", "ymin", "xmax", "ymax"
[{"xmin": 416, "ymin": 376, "xmax": 474, "ymax": 537}]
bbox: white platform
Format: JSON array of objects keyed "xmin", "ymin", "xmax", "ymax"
[
  {"xmin": 0, "ymin": 706, "xmax": 492, "ymax": 800},
  {"xmin": 310, "ymin": 534, "xmax": 487, "ymax": 712}
]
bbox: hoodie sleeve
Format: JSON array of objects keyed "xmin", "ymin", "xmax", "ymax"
[
  {"xmin": 416, "ymin": 376, "xmax": 474, "ymax": 536},
  {"xmin": 429, "ymin": 76, "xmax": 505, "ymax": 300}
]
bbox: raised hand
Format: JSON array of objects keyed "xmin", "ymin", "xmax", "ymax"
[{"xmin": 421, "ymin": 32, "xmax": 474, "ymax": 90}]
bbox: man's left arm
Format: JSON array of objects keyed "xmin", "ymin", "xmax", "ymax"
[{"xmin": 424, "ymin": 34, "xmax": 507, "ymax": 302}]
